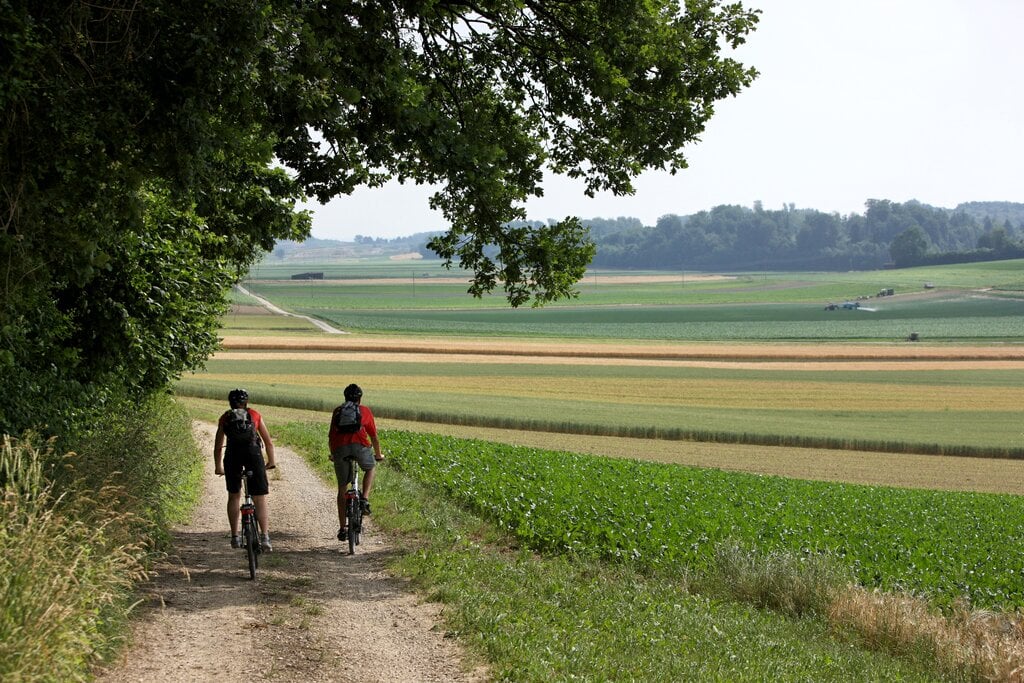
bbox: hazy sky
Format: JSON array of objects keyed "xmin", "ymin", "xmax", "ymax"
[{"xmin": 300, "ymin": 0, "xmax": 1024, "ymax": 241}]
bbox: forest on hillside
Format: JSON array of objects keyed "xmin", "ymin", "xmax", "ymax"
[{"xmin": 585, "ymin": 200, "xmax": 1024, "ymax": 271}]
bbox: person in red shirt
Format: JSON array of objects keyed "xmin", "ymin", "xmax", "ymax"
[
  {"xmin": 214, "ymin": 388, "xmax": 277, "ymax": 550},
  {"xmin": 329, "ymin": 383, "xmax": 384, "ymax": 542}
]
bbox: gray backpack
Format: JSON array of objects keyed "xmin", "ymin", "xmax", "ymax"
[{"xmin": 333, "ymin": 401, "xmax": 362, "ymax": 434}]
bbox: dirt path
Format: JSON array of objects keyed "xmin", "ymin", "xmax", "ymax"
[{"xmin": 97, "ymin": 422, "xmax": 486, "ymax": 683}]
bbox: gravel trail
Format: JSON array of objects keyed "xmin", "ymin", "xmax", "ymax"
[{"xmin": 97, "ymin": 422, "xmax": 487, "ymax": 683}]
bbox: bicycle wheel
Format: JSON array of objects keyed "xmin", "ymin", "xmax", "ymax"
[
  {"xmin": 243, "ymin": 520, "xmax": 257, "ymax": 580},
  {"xmin": 347, "ymin": 499, "xmax": 360, "ymax": 555}
]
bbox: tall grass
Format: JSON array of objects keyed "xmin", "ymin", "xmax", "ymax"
[
  {"xmin": 0, "ymin": 395, "xmax": 204, "ymax": 680},
  {"xmin": 0, "ymin": 436, "xmax": 146, "ymax": 681}
]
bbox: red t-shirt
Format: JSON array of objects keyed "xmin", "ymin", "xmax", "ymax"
[{"xmin": 328, "ymin": 404, "xmax": 376, "ymax": 451}]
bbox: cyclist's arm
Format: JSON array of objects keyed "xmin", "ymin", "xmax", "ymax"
[
  {"xmin": 370, "ymin": 433, "xmax": 383, "ymax": 461},
  {"xmin": 257, "ymin": 420, "xmax": 277, "ymax": 468},
  {"xmin": 213, "ymin": 427, "xmax": 226, "ymax": 476}
]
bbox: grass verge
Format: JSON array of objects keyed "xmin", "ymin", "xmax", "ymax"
[{"xmin": 0, "ymin": 394, "xmax": 204, "ymax": 680}]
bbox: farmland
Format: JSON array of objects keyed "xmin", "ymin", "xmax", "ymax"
[
  {"xmin": 173, "ymin": 259, "xmax": 1024, "ymax": 677},
  {"xmin": 237, "ymin": 259, "xmax": 1024, "ymax": 341},
  {"xmin": 187, "ymin": 260, "xmax": 1024, "ymax": 461}
]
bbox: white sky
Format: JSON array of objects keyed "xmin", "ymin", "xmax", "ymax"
[{"xmin": 301, "ymin": 0, "xmax": 1024, "ymax": 241}]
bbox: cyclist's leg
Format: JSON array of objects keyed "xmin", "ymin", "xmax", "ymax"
[
  {"xmin": 253, "ymin": 494, "xmax": 270, "ymax": 534},
  {"xmin": 246, "ymin": 450, "xmax": 271, "ymax": 530},
  {"xmin": 224, "ymin": 454, "xmax": 243, "ymax": 535},
  {"xmin": 339, "ymin": 489, "xmax": 352, "ymax": 532},
  {"xmin": 227, "ymin": 492, "xmax": 241, "ymax": 535},
  {"xmin": 361, "ymin": 466, "xmax": 376, "ymax": 499},
  {"xmin": 356, "ymin": 445, "xmax": 377, "ymax": 501},
  {"xmin": 332, "ymin": 447, "xmax": 356, "ymax": 537}
]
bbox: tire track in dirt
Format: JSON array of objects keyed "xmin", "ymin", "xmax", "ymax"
[{"xmin": 97, "ymin": 422, "xmax": 486, "ymax": 683}]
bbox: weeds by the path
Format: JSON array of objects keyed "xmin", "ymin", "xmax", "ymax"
[{"xmin": 0, "ymin": 396, "xmax": 204, "ymax": 681}]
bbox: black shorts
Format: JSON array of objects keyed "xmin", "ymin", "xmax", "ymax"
[{"xmin": 224, "ymin": 449, "xmax": 269, "ymax": 496}]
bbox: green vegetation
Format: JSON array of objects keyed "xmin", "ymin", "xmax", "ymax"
[
  {"xmin": 268, "ymin": 420, "xmax": 943, "ymax": 682},
  {"xmin": 381, "ymin": 430, "xmax": 1024, "ymax": 610},
  {"xmin": 303, "ymin": 299, "xmax": 1020, "ymax": 340},
  {"xmin": 0, "ymin": 396, "xmax": 204, "ymax": 679},
  {"xmin": 591, "ymin": 201, "xmax": 1024, "ymax": 271},
  {"xmin": 4, "ymin": 0, "xmax": 757, "ymax": 435},
  {"xmin": 237, "ymin": 261, "xmax": 1024, "ymax": 341}
]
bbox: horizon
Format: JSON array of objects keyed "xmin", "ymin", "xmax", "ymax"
[{"xmin": 291, "ymin": 197, "xmax": 1022, "ymax": 244}]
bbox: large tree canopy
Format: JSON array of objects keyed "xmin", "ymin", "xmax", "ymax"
[{"xmin": 0, "ymin": 0, "xmax": 758, "ymax": 434}]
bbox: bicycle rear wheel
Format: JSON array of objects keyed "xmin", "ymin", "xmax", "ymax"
[{"xmin": 347, "ymin": 499, "xmax": 361, "ymax": 555}]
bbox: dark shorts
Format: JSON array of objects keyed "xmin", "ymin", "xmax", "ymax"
[
  {"xmin": 332, "ymin": 443, "xmax": 376, "ymax": 488},
  {"xmin": 224, "ymin": 448, "xmax": 269, "ymax": 496}
]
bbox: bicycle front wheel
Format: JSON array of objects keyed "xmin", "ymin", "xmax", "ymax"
[{"xmin": 244, "ymin": 522, "xmax": 258, "ymax": 580}]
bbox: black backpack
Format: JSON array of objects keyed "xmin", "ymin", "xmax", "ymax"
[
  {"xmin": 224, "ymin": 408, "xmax": 258, "ymax": 448},
  {"xmin": 333, "ymin": 401, "xmax": 362, "ymax": 434}
]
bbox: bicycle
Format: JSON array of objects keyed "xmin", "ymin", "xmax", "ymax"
[
  {"xmin": 342, "ymin": 454, "xmax": 364, "ymax": 555},
  {"xmin": 239, "ymin": 467, "xmax": 263, "ymax": 579}
]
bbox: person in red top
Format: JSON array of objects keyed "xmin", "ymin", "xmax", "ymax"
[
  {"xmin": 214, "ymin": 389, "xmax": 277, "ymax": 550},
  {"xmin": 329, "ymin": 383, "xmax": 384, "ymax": 542}
]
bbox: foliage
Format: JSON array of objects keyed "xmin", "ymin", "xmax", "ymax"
[
  {"xmin": 890, "ymin": 226, "xmax": 930, "ymax": 267},
  {"xmin": 0, "ymin": 2, "xmax": 309, "ymax": 434},
  {"xmin": 1, "ymin": 0, "xmax": 761, "ymax": 435},
  {"xmin": 384, "ymin": 430, "xmax": 1024, "ymax": 610}
]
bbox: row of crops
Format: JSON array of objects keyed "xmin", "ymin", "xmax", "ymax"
[{"xmin": 387, "ymin": 430, "xmax": 1024, "ymax": 610}]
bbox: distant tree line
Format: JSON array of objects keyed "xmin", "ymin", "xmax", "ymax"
[
  {"xmin": 278, "ymin": 201, "xmax": 1024, "ymax": 272},
  {"xmin": 583, "ymin": 200, "xmax": 1024, "ymax": 271}
]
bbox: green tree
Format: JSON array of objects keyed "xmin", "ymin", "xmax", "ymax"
[
  {"xmin": 890, "ymin": 226, "xmax": 930, "ymax": 267},
  {"xmin": 1, "ymin": 0, "xmax": 760, "ymax": 435}
]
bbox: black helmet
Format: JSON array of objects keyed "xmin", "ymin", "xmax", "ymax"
[
  {"xmin": 228, "ymin": 388, "xmax": 249, "ymax": 407},
  {"xmin": 343, "ymin": 383, "xmax": 363, "ymax": 402}
]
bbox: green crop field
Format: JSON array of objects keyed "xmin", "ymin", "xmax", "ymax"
[
  {"xmin": 180, "ymin": 259, "xmax": 1024, "ymax": 678},
  {"xmin": 235, "ymin": 260, "xmax": 1024, "ymax": 341},
  {"xmin": 296, "ymin": 298, "xmax": 1020, "ymax": 340},
  {"xmin": 179, "ymin": 356, "xmax": 1024, "ymax": 457},
  {"xmin": 384, "ymin": 430, "xmax": 1024, "ymax": 610}
]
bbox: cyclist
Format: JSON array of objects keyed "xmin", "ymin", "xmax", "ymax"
[
  {"xmin": 329, "ymin": 383, "xmax": 384, "ymax": 542},
  {"xmin": 214, "ymin": 388, "xmax": 277, "ymax": 551}
]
